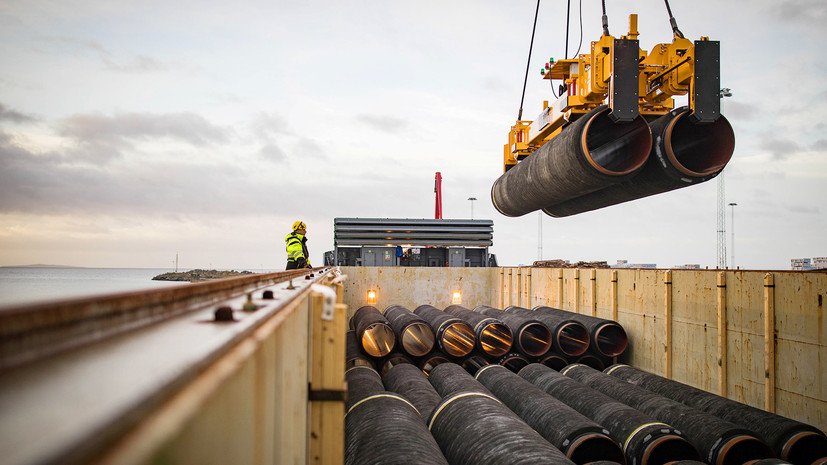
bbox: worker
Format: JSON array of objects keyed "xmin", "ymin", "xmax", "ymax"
[{"xmin": 285, "ymin": 221, "xmax": 312, "ymax": 269}]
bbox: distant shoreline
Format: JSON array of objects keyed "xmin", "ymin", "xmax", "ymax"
[{"xmin": 0, "ymin": 264, "xmax": 87, "ymax": 269}]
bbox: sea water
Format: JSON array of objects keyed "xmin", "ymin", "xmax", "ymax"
[{"xmin": 0, "ymin": 267, "xmax": 186, "ymax": 308}]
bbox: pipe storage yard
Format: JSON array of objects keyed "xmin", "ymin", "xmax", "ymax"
[{"xmin": 1, "ymin": 266, "xmax": 826, "ymax": 465}]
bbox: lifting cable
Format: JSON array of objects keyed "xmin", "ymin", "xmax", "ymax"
[
  {"xmin": 663, "ymin": 0, "xmax": 685, "ymax": 38},
  {"xmin": 517, "ymin": 0, "xmax": 541, "ymax": 121},
  {"xmin": 601, "ymin": 0, "xmax": 610, "ymax": 36}
]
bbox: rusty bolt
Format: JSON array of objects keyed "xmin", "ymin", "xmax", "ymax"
[{"xmin": 214, "ymin": 306, "xmax": 235, "ymax": 322}]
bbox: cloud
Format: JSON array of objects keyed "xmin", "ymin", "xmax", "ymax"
[
  {"xmin": 760, "ymin": 137, "xmax": 803, "ymax": 160},
  {"xmin": 251, "ymin": 113, "xmax": 290, "ymax": 139},
  {"xmin": 259, "ymin": 142, "xmax": 287, "ymax": 162},
  {"xmin": 769, "ymin": 0, "xmax": 827, "ymax": 29},
  {"xmin": 0, "ymin": 103, "xmax": 38, "ymax": 123},
  {"xmin": 55, "ymin": 36, "xmax": 172, "ymax": 73},
  {"xmin": 722, "ymin": 101, "xmax": 758, "ymax": 122},
  {"xmin": 356, "ymin": 114, "xmax": 410, "ymax": 134},
  {"xmin": 810, "ymin": 139, "xmax": 827, "ymax": 151}
]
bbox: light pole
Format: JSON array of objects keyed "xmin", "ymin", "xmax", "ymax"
[
  {"xmin": 467, "ymin": 197, "xmax": 477, "ymax": 219},
  {"xmin": 716, "ymin": 88, "xmax": 732, "ymax": 269},
  {"xmin": 728, "ymin": 202, "xmax": 737, "ymax": 268}
]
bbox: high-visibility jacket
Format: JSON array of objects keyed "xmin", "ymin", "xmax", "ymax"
[{"xmin": 285, "ymin": 232, "xmax": 309, "ymax": 268}]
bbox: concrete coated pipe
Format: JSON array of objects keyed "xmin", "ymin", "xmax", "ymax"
[
  {"xmin": 544, "ymin": 107, "xmax": 735, "ymax": 217},
  {"xmin": 350, "ymin": 305, "xmax": 396, "ymax": 358},
  {"xmin": 443, "ymin": 304, "xmax": 513, "ymax": 357},
  {"xmin": 476, "ymin": 364, "xmax": 627, "ymax": 464},
  {"xmin": 491, "ymin": 105, "xmax": 652, "ymax": 217},
  {"xmin": 507, "ymin": 305, "xmax": 590, "ymax": 357},
  {"xmin": 413, "ymin": 305, "xmax": 475, "ymax": 358},
  {"xmin": 533, "ymin": 306, "xmax": 628, "ymax": 357},
  {"xmin": 564, "ymin": 364, "xmax": 774, "ymax": 465},
  {"xmin": 346, "ymin": 329, "xmax": 375, "ymax": 370},
  {"xmin": 383, "ymin": 363, "xmax": 442, "ymax": 421},
  {"xmin": 475, "ymin": 305, "xmax": 552, "ymax": 357},
  {"xmin": 520, "ymin": 363, "xmax": 702, "ymax": 465},
  {"xmin": 345, "ymin": 365, "xmax": 384, "ymax": 411},
  {"xmin": 417, "ymin": 351, "xmax": 451, "ymax": 375},
  {"xmin": 384, "ymin": 304, "xmax": 436, "ymax": 358},
  {"xmin": 606, "ymin": 364, "xmax": 827, "ymax": 465}
]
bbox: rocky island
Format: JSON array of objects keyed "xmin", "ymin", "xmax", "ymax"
[{"xmin": 152, "ymin": 269, "xmax": 255, "ymax": 282}]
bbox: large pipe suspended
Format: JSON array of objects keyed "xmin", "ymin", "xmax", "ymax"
[
  {"xmin": 413, "ymin": 305, "xmax": 475, "ymax": 358},
  {"xmin": 533, "ymin": 306, "xmax": 628, "ymax": 357},
  {"xmin": 492, "ymin": 105, "xmax": 652, "ymax": 217},
  {"xmin": 475, "ymin": 305, "xmax": 552, "ymax": 357},
  {"xmin": 563, "ymin": 364, "xmax": 774, "ymax": 465},
  {"xmin": 543, "ymin": 108, "xmax": 735, "ymax": 217},
  {"xmin": 606, "ymin": 364, "xmax": 827, "ymax": 465},
  {"xmin": 475, "ymin": 364, "xmax": 627, "ymax": 465},
  {"xmin": 346, "ymin": 391, "xmax": 448, "ymax": 465},
  {"xmin": 428, "ymin": 363, "xmax": 576, "ymax": 465},
  {"xmin": 383, "ymin": 363, "xmax": 442, "ymax": 421},
  {"xmin": 384, "ymin": 304, "xmax": 436, "ymax": 358},
  {"xmin": 443, "ymin": 304, "xmax": 513, "ymax": 357},
  {"xmin": 507, "ymin": 305, "xmax": 590, "ymax": 357},
  {"xmin": 349, "ymin": 305, "xmax": 395, "ymax": 357},
  {"xmin": 520, "ymin": 363, "xmax": 702, "ymax": 465}
]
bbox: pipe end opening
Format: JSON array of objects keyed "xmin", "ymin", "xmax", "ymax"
[
  {"xmin": 595, "ymin": 324, "xmax": 628, "ymax": 357},
  {"xmin": 518, "ymin": 322, "xmax": 553, "ymax": 357},
  {"xmin": 479, "ymin": 322, "xmax": 513, "ymax": 357},
  {"xmin": 401, "ymin": 322, "xmax": 436, "ymax": 357},
  {"xmin": 558, "ymin": 322, "xmax": 590, "ymax": 356},
  {"xmin": 441, "ymin": 323, "xmax": 475, "ymax": 357}
]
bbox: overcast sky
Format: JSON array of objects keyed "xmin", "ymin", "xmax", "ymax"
[{"xmin": 1, "ymin": 0, "xmax": 825, "ymax": 270}]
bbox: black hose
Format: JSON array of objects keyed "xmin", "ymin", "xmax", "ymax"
[
  {"xmin": 520, "ymin": 363, "xmax": 702, "ymax": 465},
  {"xmin": 383, "ymin": 363, "xmax": 442, "ymax": 421},
  {"xmin": 606, "ymin": 364, "xmax": 827, "ymax": 465},
  {"xmin": 564, "ymin": 364, "xmax": 775, "ymax": 465},
  {"xmin": 349, "ymin": 305, "xmax": 395, "ymax": 357},
  {"xmin": 384, "ymin": 304, "xmax": 436, "ymax": 357},
  {"xmin": 443, "ymin": 304, "xmax": 513, "ymax": 357},
  {"xmin": 428, "ymin": 390, "xmax": 576, "ymax": 465},
  {"xmin": 346, "ymin": 391, "xmax": 448, "ymax": 465},
  {"xmin": 346, "ymin": 329, "xmax": 375, "ymax": 370},
  {"xmin": 345, "ymin": 365, "xmax": 384, "ymax": 411},
  {"xmin": 533, "ymin": 305, "xmax": 628, "ymax": 357},
  {"xmin": 507, "ymin": 305, "xmax": 590, "ymax": 356},
  {"xmin": 475, "ymin": 305, "xmax": 552, "ymax": 357},
  {"xmin": 413, "ymin": 305, "xmax": 475, "ymax": 357},
  {"xmin": 475, "ymin": 364, "xmax": 626, "ymax": 464}
]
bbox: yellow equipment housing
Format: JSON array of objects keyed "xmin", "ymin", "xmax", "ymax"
[{"xmin": 504, "ymin": 14, "xmax": 721, "ymax": 172}]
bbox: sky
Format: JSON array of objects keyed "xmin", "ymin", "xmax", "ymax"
[{"xmin": 0, "ymin": 0, "xmax": 825, "ymax": 271}]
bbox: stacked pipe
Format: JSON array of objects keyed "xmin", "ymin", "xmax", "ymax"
[
  {"xmin": 491, "ymin": 105, "xmax": 653, "ymax": 217},
  {"xmin": 349, "ymin": 305, "xmax": 395, "ymax": 358},
  {"xmin": 533, "ymin": 306, "xmax": 628, "ymax": 360},
  {"xmin": 543, "ymin": 108, "xmax": 735, "ymax": 217},
  {"xmin": 605, "ymin": 364, "xmax": 827, "ymax": 465},
  {"xmin": 475, "ymin": 305, "xmax": 552, "ymax": 358},
  {"xmin": 520, "ymin": 363, "xmax": 702, "ymax": 465},
  {"xmin": 475, "ymin": 364, "xmax": 626, "ymax": 464},
  {"xmin": 507, "ymin": 305, "xmax": 590, "ymax": 358},
  {"xmin": 562, "ymin": 364, "xmax": 775, "ymax": 465},
  {"xmin": 413, "ymin": 305, "xmax": 475, "ymax": 358},
  {"xmin": 383, "ymin": 362, "xmax": 442, "ymax": 421},
  {"xmin": 384, "ymin": 305, "xmax": 436, "ymax": 358},
  {"xmin": 443, "ymin": 304, "xmax": 513, "ymax": 358},
  {"xmin": 428, "ymin": 363, "xmax": 576, "ymax": 465},
  {"xmin": 346, "ymin": 329, "xmax": 375, "ymax": 370}
]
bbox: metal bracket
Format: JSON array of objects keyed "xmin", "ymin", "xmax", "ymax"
[
  {"xmin": 689, "ymin": 40, "xmax": 720, "ymax": 123},
  {"xmin": 310, "ymin": 284, "xmax": 337, "ymax": 320},
  {"xmin": 308, "ymin": 384, "xmax": 347, "ymax": 402},
  {"xmin": 609, "ymin": 38, "xmax": 640, "ymax": 122}
]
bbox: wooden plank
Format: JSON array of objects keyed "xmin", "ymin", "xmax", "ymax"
[
  {"xmin": 717, "ymin": 272, "xmax": 728, "ymax": 397},
  {"xmin": 557, "ymin": 269, "xmax": 564, "ymax": 309},
  {"xmin": 590, "ymin": 269, "xmax": 597, "ymax": 317},
  {"xmin": 611, "ymin": 270, "xmax": 618, "ymax": 321},
  {"xmin": 664, "ymin": 270, "xmax": 673, "ymax": 379},
  {"xmin": 764, "ymin": 273, "xmax": 775, "ymax": 413}
]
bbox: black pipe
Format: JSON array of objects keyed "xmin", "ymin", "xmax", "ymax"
[
  {"xmin": 346, "ymin": 329, "xmax": 375, "ymax": 370},
  {"xmin": 346, "ymin": 391, "xmax": 448, "ymax": 465},
  {"xmin": 563, "ymin": 364, "xmax": 774, "ymax": 465},
  {"xmin": 507, "ymin": 305, "xmax": 590, "ymax": 356},
  {"xmin": 377, "ymin": 352, "xmax": 413, "ymax": 378},
  {"xmin": 413, "ymin": 305, "xmax": 475, "ymax": 358},
  {"xmin": 533, "ymin": 306, "xmax": 628, "ymax": 357},
  {"xmin": 345, "ymin": 365, "xmax": 384, "ymax": 411},
  {"xmin": 460, "ymin": 353, "xmax": 491, "ymax": 376},
  {"xmin": 605, "ymin": 364, "xmax": 827, "ymax": 465},
  {"xmin": 475, "ymin": 305, "xmax": 552, "ymax": 357},
  {"xmin": 429, "ymin": 362, "xmax": 493, "ymax": 398},
  {"xmin": 520, "ymin": 363, "xmax": 702, "ymax": 465},
  {"xmin": 743, "ymin": 460, "xmax": 795, "ymax": 465},
  {"xmin": 418, "ymin": 351, "xmax": 451, "ymax": 375},
  {"xmin": 383, "ymin": 363, "xmax": 442, "ymax": 421},
  {"xmin": 443, "ymin": 304, "xmax": 513, "ymax": 357},
  {"xmin": 475, "ymin": 364, "xmax": 626, "ymax": 464},
  {"xmin": 498, "ymin": 352, "xmax": 531, "ymax": 373},
  {"xmin": 543, "ymin": 107, "xmax": 734, "ymax": 217},
  {"xmin": 349, "ymin": 305, "xmax": 395, "ymax": 357},
  {"xmin": 568, "ymin": 353, "xmax": 606, "ymax": 371},
  {"xmin": 384, "ymin": 304, "xmax": 436, "ymax": 358},
  {"xmin": 491, "ymin": 105, "xmax": 652, "ymax": 217},
  {"xmin": 428, "ymin": 391, "xmax": 576, "ymax": 464},
  {"xmin": 536, "ymin": 352, "xmax": 569, "ymax": 371}
]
